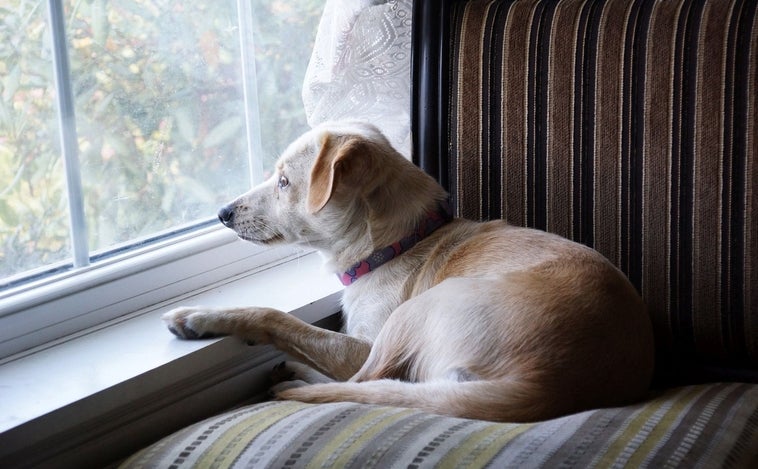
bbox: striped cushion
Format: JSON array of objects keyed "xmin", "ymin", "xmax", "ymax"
[
  {"xmin": 121, "ymin": 383, "xmax": 758, "ymax": 468},
  {"xmin": 421, "ymin": 0, "xmax": 758, "ymax": 370}
]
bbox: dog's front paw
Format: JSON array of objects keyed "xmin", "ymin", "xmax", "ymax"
[{"xmin": 162, "ymin": 306, "xmax": 225, "ymax": 340}]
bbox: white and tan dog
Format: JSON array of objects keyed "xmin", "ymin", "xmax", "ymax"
[{"xmin": 163, "ymin": 121, "xmax": 655, "ymax": 422}]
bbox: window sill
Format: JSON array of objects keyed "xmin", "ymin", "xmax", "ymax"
[{"xmin": 0, "ymin": 251, "xmax": 343, "ymax": 467}]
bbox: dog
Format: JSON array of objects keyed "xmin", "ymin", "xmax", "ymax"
[{"xmin": 163, "ymin": 121, "xmax": 655, "ymax": 423}]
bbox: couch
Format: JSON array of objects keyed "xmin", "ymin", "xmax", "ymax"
[{"xmin": 121, "ymin": 0, "xmax": 758, "ymax": 466}]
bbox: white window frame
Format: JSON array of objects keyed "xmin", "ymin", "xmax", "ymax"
[{"xmin": 0, "ymin": 225, "xmax": 305, "ymax": 360}]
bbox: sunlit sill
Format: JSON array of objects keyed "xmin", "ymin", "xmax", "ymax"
[{"xmin": 0, "ymin": 251, "xmax": 343, "ymax": 464}]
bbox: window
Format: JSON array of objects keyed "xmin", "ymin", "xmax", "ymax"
[{"xmin": 0, "ymin": 0, "xmax": 325, "ymax": 359}]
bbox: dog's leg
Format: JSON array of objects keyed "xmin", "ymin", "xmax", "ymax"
[
  {"xmin": 271, "ymin": 361, "xmax": 333, "ymax": 385},
  {"xmin": 275, "ymin": 378, "xmax": 550, "ymax": 423},
  {"xmin": 163, "ymin": 306, "xmax": 370, "ymax": 381},
  {"xmin": 269, "ymin": 361, "xmax": 333, "ymax": 396}
]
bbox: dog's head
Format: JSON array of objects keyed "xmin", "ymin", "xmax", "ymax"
[{"xmin": 217, "ymin": 121, "xmax": 446, "ymax": 267}]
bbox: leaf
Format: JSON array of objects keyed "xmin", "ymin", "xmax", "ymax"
[
  {"xmin": 0, "ymin": 199, "xmax": 20, "ymax": 227},
  {"xmin": 161, "ymin": 184, "xmax": 176, "ymax": 213},
  {"xmin": 177, "ymin": 175, "xmax": 217, "ymax": 205},
  {"xmin": 173, "ymin": 106, "xmax": 196, "ymax": 146},
  {"xmin": 202, "ymin": 116, "xmax": 243, "ymax": 149},
  {"xmin": 105, "ymin": 134, "xmax": 130, "ymax": 156},
  {"xmin": 94, "ymin": 92, "xmax": 114, "ymax": 116},
  {"xmin": 91, "ymin": 1, "xmax": 110, "ymax": 46},
  {"xmin": 2, "ymin": 65, "xmax": 20, "ymax": 102}
]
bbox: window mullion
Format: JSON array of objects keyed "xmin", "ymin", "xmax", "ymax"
[
  {"xmin": 47, "ymin": 0, "xmax": 89, "ymax": 268},
  {"xmin": 237, "ymin": 0, "xmax": 265, "ymax": 186}
]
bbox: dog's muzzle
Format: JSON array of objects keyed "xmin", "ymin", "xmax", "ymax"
[{"xmin": 218, "ymin": 205, "xmax": 235, "ymax": 228}]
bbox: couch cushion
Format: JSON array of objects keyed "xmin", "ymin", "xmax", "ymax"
[
  {"xmin": 413, "ymin": 0, "xmax": 758, "ymax": 375},
  {"xmin": 121, "ymin": 383, "xmax": 758, "ymax": 468}
]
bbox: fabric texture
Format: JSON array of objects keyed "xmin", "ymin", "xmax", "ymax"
[
  {"xmin": 121, "ymin": 383, "xmax": 758, "ymax": 468},
  {"xmin": 441, "ymin": 0, "xmax": 758, "ymax": 371},
  {"xmin": 303, "ymin": 0, "xmax": 413, "ymax": 157}
]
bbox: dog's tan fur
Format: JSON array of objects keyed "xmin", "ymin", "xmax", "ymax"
[{"xmin": 163, "ymin": 121, "xmax": 655, "ymax": 422}]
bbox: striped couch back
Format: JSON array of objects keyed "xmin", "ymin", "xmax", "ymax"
[{"xmin": 412, "ymin": 0, "xmax": 757, "ymax": 377}]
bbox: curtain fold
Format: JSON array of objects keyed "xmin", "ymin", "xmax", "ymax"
[{"xmin": 303, "ymin": 0, "xmax": 413, "ymax": 157}]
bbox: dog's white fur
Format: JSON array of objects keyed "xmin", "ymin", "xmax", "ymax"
[{"xmin": 163, "ymin": 121, "xmax": 655, "ymax": 422}]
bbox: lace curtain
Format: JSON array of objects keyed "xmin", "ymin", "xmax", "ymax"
[{"xmin": 303, "ymin": 0, "xmax": 413, "ymax": 158}]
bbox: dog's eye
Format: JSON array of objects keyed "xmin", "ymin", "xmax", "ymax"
[{"xmin": 277, "ymin": 175, "xmax": 289, "ymax": 189}]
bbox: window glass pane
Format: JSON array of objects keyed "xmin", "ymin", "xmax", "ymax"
[
  {"xmin": 251, "ymin": 0, "xmax": 325, "ymax": 174},
  {"xmin": 0, "ymin": 1, "xmax": 67, "ymax": 278},
  {"xmin": 69, "ymin": 1, "xmax": 250, "ymax": 252},
  {"xmin": 0, "ymin": 0, "xmax": 324, "ymax": 282}
]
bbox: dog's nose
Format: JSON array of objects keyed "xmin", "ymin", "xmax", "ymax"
[{"xmin": 218, "ymin": 205, "xmax": 235, "ymax": 227}]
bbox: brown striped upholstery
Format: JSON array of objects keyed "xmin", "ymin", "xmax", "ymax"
[
  {"xmin": 121, "ymin": 383, "xmax": 758, "ymax": 468},
  {"xmin": 413, "ymin": 0, "xmax": 758, "ymax": 381}
]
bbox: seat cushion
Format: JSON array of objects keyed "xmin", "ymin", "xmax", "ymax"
[{"xmin": 121, "ymin": 383, "xmax": 758, "ymax": 468}]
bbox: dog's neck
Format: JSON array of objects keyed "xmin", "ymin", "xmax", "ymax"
[{"xmin": 338, "ymin": 200, "xmax": 453, "ymax": 286}]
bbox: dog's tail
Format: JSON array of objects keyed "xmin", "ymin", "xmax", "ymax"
[{"xmin": 275, "ymin": 378, "xmax": 555, "ymax": 423}]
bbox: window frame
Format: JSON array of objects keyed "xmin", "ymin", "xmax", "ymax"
[
  {"xmin": 0, "ymin": 0, "xmax": 323, "ymax": 361},
  {"xmin": 0, "ymin": 222, "xmax": 307, "ymax": 361},
  {"xmin": 0, "ymin": 248, "xmax": 344, "ymax": 466}
]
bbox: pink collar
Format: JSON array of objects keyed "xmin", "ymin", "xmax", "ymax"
[{"xmin": 339, "ymin": 200, "xmax": 453, "ymax": 286}]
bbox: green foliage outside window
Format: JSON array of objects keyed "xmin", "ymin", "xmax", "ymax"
[{"xmin": 0, "ymin": 0, "xmax": 324, "ymax": 280}]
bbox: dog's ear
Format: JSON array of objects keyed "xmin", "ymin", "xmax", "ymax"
[{"xmin": 307, "ymin": 133, "xmax": 370, "ymax": 214}]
